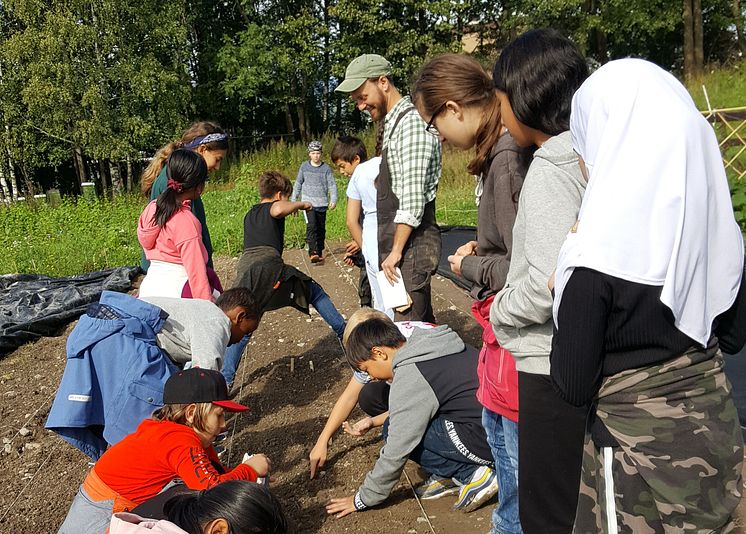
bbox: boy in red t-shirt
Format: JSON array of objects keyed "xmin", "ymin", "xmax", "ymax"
[{"xmin": 58, "ymin": 369, "xmax": 270, "ymax": 534}]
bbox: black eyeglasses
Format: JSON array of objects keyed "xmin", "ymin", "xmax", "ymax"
[{"xmin": 424, "ymin": 102, "xmax": 447, "ymax": 136}]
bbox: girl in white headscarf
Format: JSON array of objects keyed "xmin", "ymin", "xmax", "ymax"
[{"xmin": 550, "ymin": 58, "xmax": 745, "ymax": 533}]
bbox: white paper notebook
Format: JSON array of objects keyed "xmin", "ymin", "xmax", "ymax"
[{"xmin": 376, "ymin": 268, "xmax": 409, "ymax": 309}]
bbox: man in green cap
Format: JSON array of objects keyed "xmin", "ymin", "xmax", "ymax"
[{"xmin": 335, "ymin": 54, "xmax": 442, "ymax": 323}]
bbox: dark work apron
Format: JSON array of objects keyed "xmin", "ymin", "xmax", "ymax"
[
  {"xmin": 375, "ymin": 105, "xmax": 441, "ymax": 321},
  {"xmin": 376, "ymin": 106, "xmax": 439, "ymax": 265}
]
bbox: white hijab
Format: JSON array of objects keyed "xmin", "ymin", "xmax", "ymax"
[{"xmin": 553, "ymin": 58, "xmax": 744, "ymax": 347}]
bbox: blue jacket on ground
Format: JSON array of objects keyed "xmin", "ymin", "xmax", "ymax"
[{"xmin": 45, "ymin": 291, "xmax": 177, "ymax": 460}]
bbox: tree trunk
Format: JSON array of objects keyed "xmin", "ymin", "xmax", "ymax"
[
  {"xmin": 733, "ymin": 0, "xmax": 746, "ymax": 54},
  {"xmin": 126, "ymin": 155, "xmax": 133, "ymax": 193},
  {"xmin": 99, "ymin": 159, "xmax": 110, "ymax": 196},
  {"xmin": 683, "ymin": 0, "xmax": 695, "ymax": 81},
  {"xmin": 0, "ymin": 165, "xmax": 10, "ymax": 200},
  {"xmin": 73, "ymin": 146, "xmax": 87, "ymax": 188},
  {"xmin": 284, "ymin": 104, "xmax": 295, "ymax": 138},
  {"xmin": 335, "ymin": 96, "xmax": 342, "ymax": 132},
  {"xmin": 109, "ymin": 161, "xmax": 122, "ymax": 196},
  {"xmin": 322, "ymin": 0, "xmax": 330, "ymax": 129},
  {"xmin": 297, "ymin": 101, "xmax": 308, "ymax": 142},
  {"xmin": 693, "ymin": 0, "xmax": 704, "ymax": 76}
]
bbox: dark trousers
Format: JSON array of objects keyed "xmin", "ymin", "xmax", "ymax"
[
  {"xmin": 393, "ymin": 227, "xmax": 440, "ymax": 323},
  {"xmin": 305, "ymin": 207, "xmax": 327, "ymax": 256},
  {"xmin": 361, "ymin": 381, "xmax": 481, "ymax": 484},
  {"xmin": 518, "ymin": 372, "xmax": 588, "ymax": 534},
  {"xmin": 358, "ymin": 381, "xmax": 390, "ymax": 416},
  {"xmin": 358, "ymin": 267, "xmax": 372, "ymax": 307}
]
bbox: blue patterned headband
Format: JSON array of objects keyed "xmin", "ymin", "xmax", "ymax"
[{"xmin": 183, "ymin": 133, "xmax": 228, "ymax": 149}]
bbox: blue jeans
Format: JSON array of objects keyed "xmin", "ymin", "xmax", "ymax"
[
  {"xmin": 482, "ymin": 408, "xmax": 522, "ymax": 534},
  {"xmin": 383, "ymin": 416, "xmax": 483, "ymax": 484},
  {"xmin": 221, "ymin": 281, "xmax": 345, "ymax": 386},
  {"xmin": 58, "ymin": 486, "xmax": 113, "ymax": 534},
  {"xmin": 221, "ymin": 331, "xmax": 253, "ymax": 387}
]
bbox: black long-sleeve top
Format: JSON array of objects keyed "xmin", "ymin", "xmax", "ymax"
[{"xmin": 551, "ymin": 267, "xmax": 746, "ymax": 409}]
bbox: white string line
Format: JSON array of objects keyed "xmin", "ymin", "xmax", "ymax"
[
  {"xmin": 403, "ymin": 469, "xmax": 437, "ymax": 534},
  {"xmin": 2, "ymin": 392, "xmax": 55, "ymax": 445},
  {"xmin": 0, "ymin": 445, "xmax": 56, "ymax": 523}
]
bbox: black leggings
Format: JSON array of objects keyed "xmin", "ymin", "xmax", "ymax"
[
  {"xmin": 518, "ymin": 372, "xmax": 588, "ymax": 534},
  {"xmin": 358, "ymin": 381, "xmax": 390, "ymax": 417},
  {"xmin": 305, "ymin": 207, "xmax": 327, "ymax": 256}
]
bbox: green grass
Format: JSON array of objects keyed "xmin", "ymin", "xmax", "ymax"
[
  {"xmin": 2, "ymin": 63, "xmax": 745, "ymax": 277},
  {"xmin": 687, "ymin": 60, "xmax": 746, "ymax": 110},
  {"xmin": 0, "ymin": 131, "xmax": 478, "ymax": 276}
]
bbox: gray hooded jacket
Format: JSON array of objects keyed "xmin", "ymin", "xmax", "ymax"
[
  {"xmin": 355, "ymin": 326, "xmax": 490, "ymax": 508},
  {"xmin": 489, "ymin": 131, "xmax": 586, "ymax": 375}
]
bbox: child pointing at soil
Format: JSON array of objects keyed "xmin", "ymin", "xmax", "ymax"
[{"xmin": 326, "ymin": 316, "xmax": 496, "ymax": 518}]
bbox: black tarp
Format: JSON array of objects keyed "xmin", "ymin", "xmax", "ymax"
[
  {"xmin": 437, "ymin": 226, "xmax": 477, "ymax": 291},
  {"xmin": 0, "ymin": 266, "xmax": 140, "ymax": 355}
]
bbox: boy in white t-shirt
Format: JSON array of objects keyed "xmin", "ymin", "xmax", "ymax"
[{"xmin": 331, "ymin": 136, "xmax": 390, "ymax": 317}]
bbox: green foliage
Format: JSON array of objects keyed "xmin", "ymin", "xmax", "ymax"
[
  {"xmin": 0, "ymin": 195, "xmax": 144, "ymax": 274},
  {"xmin": 688, "ymin": 60, "xmax": 746, "ymax": 109},
  {"xmin": 0, "ymin": 129, "xmax": 476, "ymax": 276},
  {"xmin": 0, "ymin": 0, "xmax": 193, "ymax": 179},
  {"xmin": 731, "ymin": 179, "xmax": 746, "ymax": 230}
]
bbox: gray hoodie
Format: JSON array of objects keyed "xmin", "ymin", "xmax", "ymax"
[
  {"xmin": 140, "ymin": 296, "xmax": 231, "ymax": 370},
  {"xmin": 355, "ymin": 326, "xmax": 490, "ymax": 508},
  {"xmin": 489, "ymin": 131, "xmax": 586, "ymax": 375}
]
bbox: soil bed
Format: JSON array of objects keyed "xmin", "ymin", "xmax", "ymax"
[{"xmin": 1, "ymin": 245, "xmax": 744, "ymax": 533}]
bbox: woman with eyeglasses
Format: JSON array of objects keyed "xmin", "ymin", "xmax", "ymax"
[{"xmin": 411, "ymin": 53, "xmax": 532, "ymax": 533}]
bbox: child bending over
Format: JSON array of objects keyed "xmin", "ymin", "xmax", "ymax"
[
  {"xmin": 309, "ymin": 308, "xmax": 434, "ymax": 479},
  {"xmin": 221, "ymin": 171, "xmax": 347, "ymax": 387},
  {"xmin": 58, "ymin": 369, "xmax": 270, "ymax": 534}
]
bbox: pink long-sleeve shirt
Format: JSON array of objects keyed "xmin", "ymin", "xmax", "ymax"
[{"xmin": 138, "ymin": 200, "xmax": 212, "ymax": 301}]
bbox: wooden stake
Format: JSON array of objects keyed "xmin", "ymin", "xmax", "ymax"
[{"xmin": 290, "ymin": 357, "xmax": 295, "ymax": 373}]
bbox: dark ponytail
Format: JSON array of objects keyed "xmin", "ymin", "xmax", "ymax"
[
  {"xmin": 164, "ymin": 481, "xmax": 288, "ymax": 534},
  {"xmin": 374, "ymin": 120, "xmax": 384, "ymax": 157},
  {"xmin": 154, "ymin": 149, "xmax": 208, "ymax": 227}
]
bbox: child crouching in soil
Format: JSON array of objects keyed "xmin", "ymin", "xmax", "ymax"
[
  {"xmin": 326, "ymin": 316, "xmax": 497, "ymax": 518},
  {"xmin": 58, "ymin": 369, "xmax": 271, "ymax": 534}
]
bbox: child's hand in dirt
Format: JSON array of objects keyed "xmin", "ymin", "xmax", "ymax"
[
  {"xmin": 327, "ymin": 496, "xmax": 356, "ymax": 518},
  {"xmin": 244, "ymin": 453, "xmax": 271, "ymax": 477},
  {"xmin": 342, "ymin": 417, "xmax": 373, "ymax": 437},
  {"xmin": 309, "ymin": 442, "xmax": 328, "ymax": 479}
]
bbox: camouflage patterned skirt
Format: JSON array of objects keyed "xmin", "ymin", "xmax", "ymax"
[{"xmin": 574, "ymin": 345, "xmax": 744, "ymax": 534}]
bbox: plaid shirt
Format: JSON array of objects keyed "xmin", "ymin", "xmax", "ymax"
[{"xmin": 383, "ymin": 97, "xmax": 442, "ymax": 227}]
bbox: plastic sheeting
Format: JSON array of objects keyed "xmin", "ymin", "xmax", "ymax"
[
  {"xmin": 437, "ymin": 226, "xmax": 477, "ymax": 291},
  {"xmin": 0, "ymin": 266, "xmax": 140, "ymax": 355}
]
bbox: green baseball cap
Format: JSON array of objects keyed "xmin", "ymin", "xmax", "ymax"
[{"xmin": 335, "ymin": 54, "xmax": 392, "ymax": 94}]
